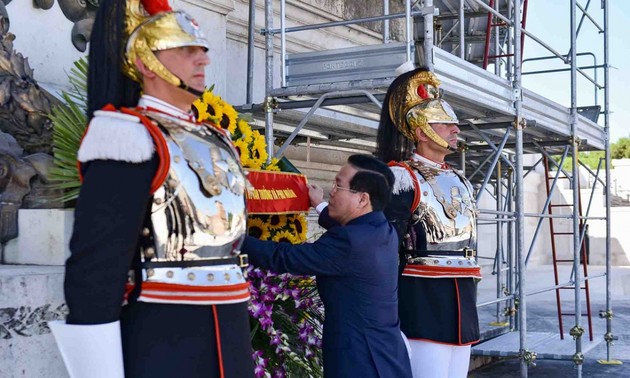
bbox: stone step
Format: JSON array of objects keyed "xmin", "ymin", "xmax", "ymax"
[{"xmin": 0, "ymin": 265, "xmax": 68, "ymax": 378}]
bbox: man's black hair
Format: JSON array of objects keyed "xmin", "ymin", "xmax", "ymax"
[
  {"xmin": 87, "ymin": 0, "xmax": 141, "ymax": 118},
  {"xmin": 375, "ymin": 67, "xmax": 431, "ymax": 163},
  {"xmin": 347, "ymin": 154, "xmax": 395, "ymax": 211}
]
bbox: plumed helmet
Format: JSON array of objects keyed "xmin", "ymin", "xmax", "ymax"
[
  {"xmin": 388, "ymin": 69, "xmax": 458, "ymax": 148},
  {"xmin": 123, "ymin": 0, "xmax": 209, "ymax": 90}
]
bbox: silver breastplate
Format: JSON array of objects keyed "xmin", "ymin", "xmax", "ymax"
[
  {"xmin": 143, "ymin": 111, "xmax": 247, "ymax": 263},
  {"xmin": 412, "ymin": 162, "xmax": 477, "ymax": 251}
]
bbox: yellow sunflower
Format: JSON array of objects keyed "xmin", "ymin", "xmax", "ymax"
[
  {"xmin": 192, "ymin": 99, "xmax": 210, "ymax": 120},
  {"xmin": 271, "ymin": 229, "xmax": 300, "ymax": 244},
  {"xmin": 252, "ymin": 132, "xmax": 268, "ymax": 155},
  {"xmin": 237, "ymin": 119, "xmax": 254, "ymax": 142},
  {"xmin": 233, "ymin": 139, "xmax": 252, "ymax": 167},
  {"xmin": 263, "ymin": 157, "xmax": 281, "ymax": 171},
  {"xmin": 201, "ymin": 90, "xmax": 216, "ymax": 104},
  {"xmin": 248, "ymin": 131, "xmax": 268, "ymax": 168},
  {"xmin": 220, "ymin": 103, "xmax": 239, "ymax": 134},
  {"xmin": 248, "ymin": 217, "xmax": 271, "ymax": 240},
  {"xmin": 199, "ymin": 91, "xmax": 223, "ymax": 124},
  {"xmin": 287, "ymin": 214, "xmax": 308, "ymax": 242},
  {"xmin": 266, "ymin": 214, "xmax": 288, "ymax": 230}
]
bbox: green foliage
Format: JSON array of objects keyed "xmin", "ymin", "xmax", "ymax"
[
  {"xmin": 48, "ymin": 58, "xmax": 89, "ymax": 202},
  {"xmin": 579, "ymin": 151, "xmax": 605, "ymax": 170},
  {"xmin": 611, "ymin": 137, "xmax": 630, "ymax": 159},
  {"xmin": 550, "ymin": 150, "xmax": 604, "ymax": 171},
  {"xmin": 549, "ymin": 136, "xmax": 630, "ymax": 171}
]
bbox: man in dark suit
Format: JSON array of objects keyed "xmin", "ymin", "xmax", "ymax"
[{"xmin": 241, "ymin": 154, "xmax": 412, "ymax": 378}]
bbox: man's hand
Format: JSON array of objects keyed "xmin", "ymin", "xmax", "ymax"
[{"xmin": 307, "ymin": 183, "xmax": 324, "ymax": 208}]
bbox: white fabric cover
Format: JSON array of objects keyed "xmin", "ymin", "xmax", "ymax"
[
  {"xmin": 407, "ymin": 338, "xmax": 471, "ymax": 378},
  {"xmin": 49, "ymin": 320, "xmax": 125, "ymax": 378}
]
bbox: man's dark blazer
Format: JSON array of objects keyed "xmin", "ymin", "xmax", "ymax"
[{"xmin": 242, "ymin": 210, "xmax": 412, "ymax": 378}]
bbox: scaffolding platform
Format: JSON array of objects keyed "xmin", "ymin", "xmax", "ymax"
[
  {"xmin": 264, "ymin": 44, "xmax": 605, "ymax": 158},
  {"xmin": 433, "ymin": 47, "xmax": 605, "ymax": 152},
  {"xmin": 473, "ymin": 331, "xmax": 603, "ymax": 359}
]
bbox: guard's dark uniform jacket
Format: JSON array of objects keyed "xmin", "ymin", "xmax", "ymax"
[
  {"xmin": 64, "ymin": 95, "xmax": 254, "ymax": 377},
  {"xmin": 384, "ymin": 153, "xmax": 481, "ymax": 345}
]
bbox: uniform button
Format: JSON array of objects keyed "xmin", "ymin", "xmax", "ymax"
[
  {"xmin": 144, "ymin": 247, "xmax": 155, "ymax": 258},
  {"xmin": 166, "ymin": 271, "xmax": 174, "ymax": 278},
  {"xmin": 207, "ymin": 273, "xmax": 215, "ymax": 281},
  {"xmin": 141, "ymin": 228, "xmax": 150, "ymax": 237},
  {"xmin": 187, "ymin": 272, "xmax": 196, "ymax": 281}
]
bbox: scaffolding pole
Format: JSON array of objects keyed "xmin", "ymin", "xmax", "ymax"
[
  {"xmin": 601, "ymin": 0, "xmax": 617, "ymax": 365},
  {"xmin": 245, "ymin": 0, "xmax": 256, "ymax": 104},
  {"xmin": 264, "ymin": 0, "xmax": 274, "ymax": 161},
  {"xmin": 507, "ymin": 163, "xmax": 516, "ymax": 332},
  {"xmin": 417, "ymin": 0, "xmax": 425, "ymax": 66},
  {"xmin": 459, "ymin": 0, "xmax": 465, "ymax": 59},
  {"xmin": 510, "ymin": 1, "xmax": 530, "ymax": 376},
  {"xmin": 495, "ymin": 160, "xmax": 505, "ymax": 324},
  {"xmin": 569, "ymin": 2, "xmax": 584, "ymax": 374}
]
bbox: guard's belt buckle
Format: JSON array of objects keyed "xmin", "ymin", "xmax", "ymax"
[
  {"xmin": 238, "ymin": 254, "xmax": 249, "ymax": 268},
  {"xmin": 464, "ymin": 248, "xmax": 475, "ymax": 258}
]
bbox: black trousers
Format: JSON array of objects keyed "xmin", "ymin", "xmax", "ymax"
[
  {"xmin": 120, "ymin": 301, "xmax": 254, "ymax": 378},
  {"xmin": 398, "ymin": 276, "xmax": 479, "ymax": 345}
]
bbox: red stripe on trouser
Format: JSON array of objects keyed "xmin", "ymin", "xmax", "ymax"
[{"xmin": 212, "ymin": 305, "xmax": 225, "ymax": 378}]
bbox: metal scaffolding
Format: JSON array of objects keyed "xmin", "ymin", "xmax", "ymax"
[{"xmin": 238, "ymin": 1, "xmax": 615, "ymax": 376}]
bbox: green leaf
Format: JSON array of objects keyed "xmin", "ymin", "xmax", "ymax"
[{"xmin": 49, "ymin": 57, "xmax": 89, "ymax": 202}]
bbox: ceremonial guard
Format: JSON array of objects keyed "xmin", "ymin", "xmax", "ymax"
[
  {"xmin": 377, "ymin": 67, "xmax": 481, "ymax": 378},
  {"xmin": 49, "ymin": 0, "xmax": 253, "ymax": 377}
]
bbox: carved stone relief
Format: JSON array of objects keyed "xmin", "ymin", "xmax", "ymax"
[{"xmin": 0, "ymin": 304, "xmax": 68, "ymax": 339}]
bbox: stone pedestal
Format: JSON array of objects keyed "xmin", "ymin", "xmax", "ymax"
[{"xmin": 3, "ymin": 209, "xmax": 73, "ymax": 266}]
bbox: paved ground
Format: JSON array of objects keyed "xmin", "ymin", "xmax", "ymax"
[
  {"xmin": 470, "ymin": 265, "xmax": 630, "ymax": 377},
  {"xmin": 471, "ymin": 357, "xmax": 629, "ymax": 378}
]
